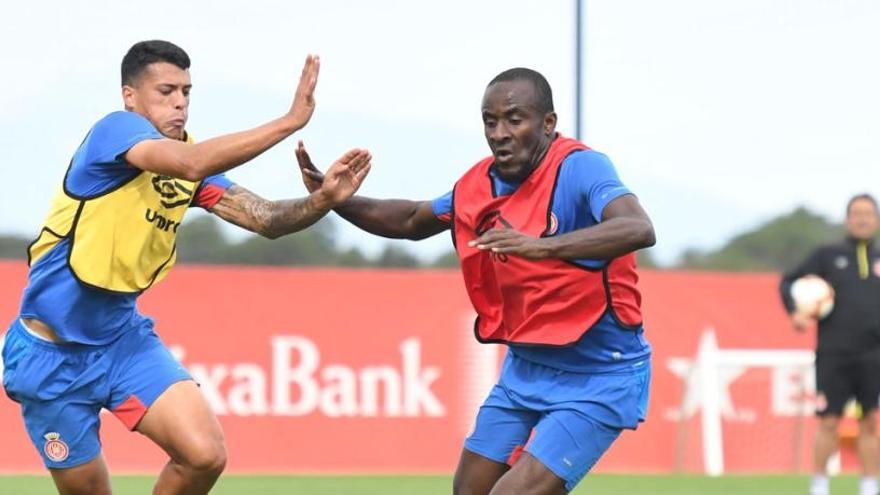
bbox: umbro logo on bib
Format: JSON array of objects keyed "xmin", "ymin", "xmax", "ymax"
[{"xmin": 152, "ymin": 175, "xmax": 193, "ymax": 209}]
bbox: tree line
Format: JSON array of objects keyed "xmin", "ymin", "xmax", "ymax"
[
  {"xmin": 0, "ymin": 215, "xmax": 457, "ymax": 269},
  {"xmin": 0, "ymin": 206, "xmax": 846, "ymax": 272}
]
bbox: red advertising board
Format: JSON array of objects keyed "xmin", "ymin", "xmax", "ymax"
[{"xmin": 0, "ymin": 261, "xmax": 831, "ymax": 473}]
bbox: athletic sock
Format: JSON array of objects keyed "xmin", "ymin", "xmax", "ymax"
[
  {"xmin": 809, "ymin": 475, "xmax": 829, "ymax": 495},
  {"xmin": 860, "ymin": 476, "xmax": 878, "ymax": 495}
]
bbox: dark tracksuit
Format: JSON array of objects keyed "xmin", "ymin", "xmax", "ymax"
[{"xmin": 780, "ymin": 238, "xmax": 880, "ymax": 416}]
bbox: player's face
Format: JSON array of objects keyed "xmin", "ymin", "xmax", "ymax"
[
  {"xmin": 481, "ymin": 80, "xmax": 556, "ymax": 183},
  {"xmin": 846, "ymin": 198, "xmax": 879, "ymax": 240},
  {"xmin": 122, "ymin": 62, "xmax": 191, "ymax": 140}
]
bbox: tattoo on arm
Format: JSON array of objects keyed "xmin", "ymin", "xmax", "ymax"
[{"xmin": 209, "ymin": 185, "xmax": 329, "ymax": 239}]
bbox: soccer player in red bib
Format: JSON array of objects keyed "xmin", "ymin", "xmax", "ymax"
[
  {"xmin": 297, "ymin": 68, "xmax": 655, "ymax": 494},
  {"xmin": 2, "ymin": 40, "xmax": 370, "ymax": 494}
]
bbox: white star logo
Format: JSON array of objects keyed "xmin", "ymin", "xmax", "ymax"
[
  {"xmin": 662, "ymin": 327, "xmax": 814, "ymax": 476},
  {"xmin": 664, "ymin": 328, "xmax": 751, "ymax": 422}
]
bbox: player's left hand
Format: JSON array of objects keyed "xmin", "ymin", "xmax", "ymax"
[
  {"xmin": 469, "ymin": 227, "xmax": 551, "ymax": 260},
  {"xmin": 313, "ymin": 148, "xmax": 372, "ymax": 207},
  {"xmin": 287, "ymin": 55, "xmax": 321, "ymax": 131}
]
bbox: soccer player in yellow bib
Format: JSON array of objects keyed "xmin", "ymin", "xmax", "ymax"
[{"xmin": 1, "ymin": 40, "xmax": 370, "ymax": 494}]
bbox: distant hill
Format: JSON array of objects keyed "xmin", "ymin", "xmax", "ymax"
[
  {"xmin": 1, "ymin": 206, "xmax": 851, "ymax": 273},
  {"xmin": 0, "ymin": 234, "xmax": 29, "ymax": 260},
  {"xmin": 675, "ymin": 207, "xmax": 843, "ymax": 272}
]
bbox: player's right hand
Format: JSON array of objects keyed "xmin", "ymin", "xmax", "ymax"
[
  {"xmin": 790, "ymin": 312, "xmax": 814, "ymax": 332},
  {"xmin": 296, "ymin": 141, "xmax": 324, "ymax": 193},
  {"xmin": 287, "ymin": 55, "xmax": 320, "ymax": 131}
]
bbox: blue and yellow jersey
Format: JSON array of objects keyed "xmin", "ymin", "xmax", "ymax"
[
  {"xmin": 19, "ymin": 111, "xmax": 233, "ymax": 344},
  {"xmin": 432, "ymin": 150, "xmax": 651, "ymax": 373}
]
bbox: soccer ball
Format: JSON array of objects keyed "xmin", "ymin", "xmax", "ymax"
[{"xmin": 790, "ymin": 275, "xmax": 835, "ymax": 319}]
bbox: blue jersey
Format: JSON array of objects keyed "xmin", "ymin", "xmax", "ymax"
[
  {"xmin": 433, "ymin": 150, "xmax": 651, "ymax": 372},
  {"xmin": 19, "ymin": 111, "xmax": 233, "ymax": 345}
]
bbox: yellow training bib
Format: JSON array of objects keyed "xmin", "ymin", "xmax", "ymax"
[{"xmin": 29, "ymin": 134, "xmax": 201, "ymax": 293}]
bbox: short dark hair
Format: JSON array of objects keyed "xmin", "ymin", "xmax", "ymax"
[
  {"xmin": 487, "ymin": 68, "xmax": 554, "ymax": 114},
  {"xmin": 121, "ymin": 40, "xmax": 190, "ymax": 86},
  {"xmin": 847, "ymin": 193, "xmax": 879, "ymax": 216}
]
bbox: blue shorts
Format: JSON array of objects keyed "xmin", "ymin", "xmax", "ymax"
[
  {"xmin": 1, "ymin": 318, "xmax": 191, "ymax": 469},
  {"xmin": 464, "ymin": 352, "xmax": 651, "ymax": 491}
]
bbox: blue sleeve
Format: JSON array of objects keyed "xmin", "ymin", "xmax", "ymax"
[
  {"xmin": 192, "ymin": 173, "xmax": 236, "ymax": 210},
  {"xmin": 431, "ymin": 191, "xmax": 453, "ymax": 222},
  {"xmin": 566, "ymin": 151, "xmax": 633, "ymax": 222},
  {"xmin": 83, "ymin": 111, "xmax": 163, "ymax": 164},
  {"xmin": 66, "ymin": 111, "xmax": 163, "ymax": 197},
  {"xmin": 201, "ymin": 173, "xmax": 234, "ymax": 190}
]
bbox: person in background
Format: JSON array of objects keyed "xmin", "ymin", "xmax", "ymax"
[{"xmin": 781, "ymin": 193, "xmax": 880, "ymax": 495}]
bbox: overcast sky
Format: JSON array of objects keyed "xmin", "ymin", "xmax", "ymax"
[{"xmin": 1, "ymin": 0, "xmax": 877, "ymax": 264}]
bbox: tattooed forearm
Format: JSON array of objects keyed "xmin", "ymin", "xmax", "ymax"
[
  {"xmin": 262, "ymin": 195, "xmax": 331, "ymax": 238},
  {"xmin": 210, "ymin": 185, "xmax": 331, "ymax": 239}
]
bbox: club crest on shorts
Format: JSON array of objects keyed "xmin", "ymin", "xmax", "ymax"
[{"xmin": 43, "ymin": 432, "xmax": 69, "ymax": 462}]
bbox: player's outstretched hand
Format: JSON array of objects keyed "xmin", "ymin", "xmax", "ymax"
[
  {"xmin": 313, "ymin": 148, "xmax": 372, "ymax": 207},
  {"xmin": 296, "ymin": 141, "xmax": 324, "ymax": 193},
  {"xmin": 287, "ymin": 55, "xmax": 321, "ymax": 131},
  {"xmin": 469, "ymin": 227, "xmax": 550, "ymax": 261}
]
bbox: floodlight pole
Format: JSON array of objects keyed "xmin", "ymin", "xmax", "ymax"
[{"xmin": 575, "ymin": 0, "xmax": 584, "ymax": 140}]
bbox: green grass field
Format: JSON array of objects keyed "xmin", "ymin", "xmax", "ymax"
[{"xmin": 0, "ymin": 474, "xmax": 862, "ymax": 494}]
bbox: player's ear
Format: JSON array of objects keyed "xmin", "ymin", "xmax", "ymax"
[
  {"xmin": 122, "ymin": 85, "xmax": 136, "ymax": 111},
  {"xmin": 543, "ymin": 111, "xmax": 557, "ymax": 136}
]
